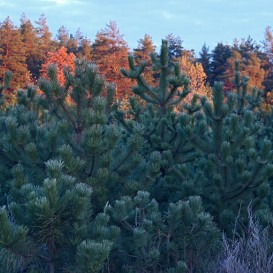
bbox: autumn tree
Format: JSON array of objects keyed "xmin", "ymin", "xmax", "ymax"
[
  {"xmin": 35, "ymin": 14, "xmax": 55, "ymax": 72},
  {"xmin": 68, "ymin": 28, "xmax": 84, "ymax": 55},
  {"xmin": 178, "ymin": 55, "xmax": 208, "ymax": 103},
  {"xmin": 92, "ymin": 21, "xmax": 131, "ymax": 99},
  {"xmin": 78, "ymin": 37, "xmax": 92, "ymax": 60},
  {"xmin": 56, "ymin": 25, "xmax": 69, "ymax": 47},
  {"xmin": 20, "ymin": 14, "xmax": 41, "ymax": 82},
  {"xmin": 0, "ymin": 17, "xmax": 28, "ymax": 99},
  {"xmin": 41, "ymin": 46, "xmax": 75, "ymax": 86},
  {"xmin": 264, "ymin": 26, "xmax": 273, "ymax": 62},
  {"xmin": 133, "ymin": 34, "xmax": 156, "ymax": 85},
  {"xmin": 225, "ymin": 50, "xmax": 243, "ymax": 90},
  {"xmin": 245, "ymin": 52, "xmax": 265, "ymax": 89},
  {"xmin": 36, "ymin": 14, "xmax": 53, "ymax": 50},
  {"xmin": 225, "ymin": 50, "xmax": 265, "ymax": 91},
  {"xmin": 57, "ymin": 26, "xmax": 87, "ymax": 57}
]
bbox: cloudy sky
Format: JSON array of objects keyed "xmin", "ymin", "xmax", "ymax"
[{"xmin": 0, "ymin": 0, "xmax": 272, "ymax": 53}]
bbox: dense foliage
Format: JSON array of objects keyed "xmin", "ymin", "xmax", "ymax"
[{"xmin": 1, "ymin": 37, "xmax": 273, "ymax": 273}]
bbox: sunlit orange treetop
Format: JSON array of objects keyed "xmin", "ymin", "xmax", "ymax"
[{"xmin": 40, "ymin": 46, "xmax": 75, "ymax": 86}]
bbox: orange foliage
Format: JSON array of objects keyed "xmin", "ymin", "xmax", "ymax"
[
  {"xmin": 92, "ymin": 21, "xmax": 132, "ymax": 99},
  {"xmin": 179, "ymin": 56, "xmax": 208, "ymax": 102},
  {"xmin": 41, "ymin": 46, "xmax": 75, "ymax": 85}
]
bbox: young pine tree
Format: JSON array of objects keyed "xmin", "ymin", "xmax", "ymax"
[
  {"xmin": 0, "ymin": 160, "xmax": 118, "ymax": 273},
  {"xmin": 179, "ymin": 62, "xmax": 273, "ymax": 231}
]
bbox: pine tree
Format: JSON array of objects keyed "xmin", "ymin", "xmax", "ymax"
[
  {"xmin": 0, "ymin": 17, "xmax": 28, "ymax": 94},
  {"xmin": 67, "ymin": 34, "xmax": 79, "ymax": 55},
  {"xmin": 165, "ymin": 33, "xmax": 183, "ymax": 62},
  {"xmin": 56, "ymin": 25, "xmax": 69, "ymax": 47},
  {"xmin": 0, "ymin": 160, "xmax": 118, "ymax": 273},
  {"xmin": 119, "ymin": 40, "xmax": 200, "ymax": 206},
  {"xmin": 263, "ymin": 26, "xmax": 273, "ymax": 101},
  {"xmin": 0, "ymin": 59, "xmax": 146, "ymax": 272},
  {"xmin": 116, "ymin": 40, "xmax": 220, "ymax": 272},
  {"xmin": 35, "ymin": 14, "xmax": 56, "ymax": 74},
  {"xmin": 237, "ymin": 36, "xmax": 260, "ymax": 64},
  {"xmin": 107, "ymin": 192, "xmax": 219, "ymax": 272},
  {"xmin": 57, "ymin": 27, "xmax": 83, "ymax": 56},
  {"xmin": 179, "ymin": 63, "xmax": 273, "ymax": 231},
  {"xmin": 198, "ymin": 43, "xmax": 211, "ymax": 84},
  {"xmin": 210, "ymin": 42, "xmax": 232, "ymax": 86},
  {"xmin": 20, "ymin": 14, "xmax": 41, "ymax": 82},
  {"xmin": 35, "ymin": 14, "xmax": 53, "ymax": 52},
  {"xmin": 246, "ymin": 52, "xmax": 265, "ymax": 89},
  {"xmin": 38, "ymin": 58, "xmax": 150, "ymax": 210},
  {"xmin": 133, "ymin": 34, "xmax": 156, "ymax": 85},
  {"xmin": 92, "ymin": 21, "xmax": 132, "ymax": 99},
  {"xmin": 78, "ymin": 37, "xmax": 92, "ymax": 60}
]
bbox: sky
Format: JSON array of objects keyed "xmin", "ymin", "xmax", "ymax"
[{"xmin": 0, "ymin": 0, "xmax": 273, "ymax": 54}]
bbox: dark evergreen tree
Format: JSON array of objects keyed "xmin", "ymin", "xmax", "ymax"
[
  {"xmin": 198, "ymin": 43, "xmax": 211, "ymax": 84},
  {"xmin": 165, "ymin": 33, "xmax": 183, "ymax": 62},
  {"xmin": 210, "ymin": 42, "xmax": 232, "ymax": 86}
]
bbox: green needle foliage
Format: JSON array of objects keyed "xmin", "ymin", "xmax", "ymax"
[
  {"xmin": 179, "ymin": 63, "xmax": 273, "ymax": 231},
  {"xmin": 0, "ymin": 40, "xmax": 273, "ymax": 273},
  {"xmin": 118, "ymin": 40, "xmax": 198, "ymax": 206},
  {"xmin": 0, "ymin": 160, "xmax": 118, "ymax": 273},
  {"xmin": 37, "ymin": 59, "xmax": 150, "ymax": 209},
  {"xmin": 107, "ymin": 191, "xmax": 219, "ymax": 273}
]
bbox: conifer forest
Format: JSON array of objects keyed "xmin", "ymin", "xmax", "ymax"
[{"xmin": 2, "ymin": 15, "xmax": 273, "ymax": 273}]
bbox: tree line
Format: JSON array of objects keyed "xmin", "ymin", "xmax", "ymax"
[{"xmin": 1, "ymin": 14, "xmax": 273, "ymax": 108}]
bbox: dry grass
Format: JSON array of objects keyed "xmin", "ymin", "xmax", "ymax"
[{"xmin": 213, "ymin": 207, "xmax": 273, "ymax": 273}]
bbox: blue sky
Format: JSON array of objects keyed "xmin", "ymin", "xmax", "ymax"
[{"xmin": 0, "ymin": 0, "xmax": 272, "ymax": 54}]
